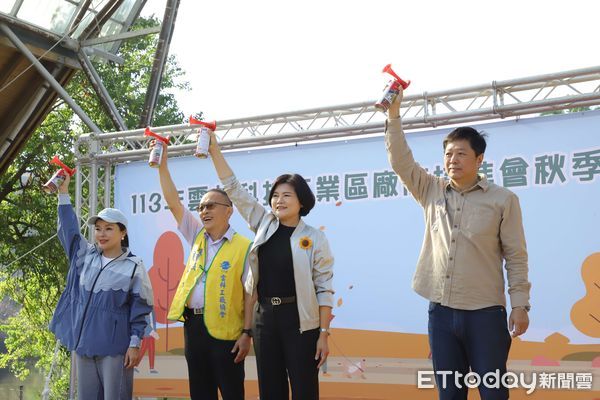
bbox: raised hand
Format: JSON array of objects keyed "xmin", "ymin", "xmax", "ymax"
[
  {"xmin": 388, "ymin": 86, "xmax": 404, "ymax": 120},
  {"xmin": 58, "ymin": 172, "xmax": 71, "ymax": 194}
]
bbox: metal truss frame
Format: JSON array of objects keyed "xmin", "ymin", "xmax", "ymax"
[
  {"xmin": 74, "ymin": 65, "xmax": 600, "ymax": 226},
  {"xmin": 0, "ymin": 0, "xmax": 154, "ymax": 175}
]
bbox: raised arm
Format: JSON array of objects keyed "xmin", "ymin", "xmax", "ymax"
[
  {"xmin": 56, "ymin": 173, "xmax": 89, "ymax": 266},
  {"xmin": 156, "ymin": 142, "xmax": 184, "ymax": 225},
  {"xmin": 207, "ymin": 130, "xmax": 267, "ymax": 232},
  {"xmin": 385, "ymin": 88, "xmax": 438, "ymax": 206}
]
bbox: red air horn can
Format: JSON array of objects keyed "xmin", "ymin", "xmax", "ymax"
[
  {"xmin": 189, "ymin": 115, "xmax": 217, "ymax": 159},
  {"xmin": 145, "ymin": 127, "xmax": 170, "ymax": 168},
  {"xmin": 42, "ymin": 156, "xmax": 76, "ymax": 194},
  {"xmin": 375, "ymin": 64, "xmax": 410, "ymax": 112}
]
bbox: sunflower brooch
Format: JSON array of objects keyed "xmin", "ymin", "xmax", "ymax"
[{"xmin": 299, "ymin": 236, "xmax": 313, "ymax": 250}]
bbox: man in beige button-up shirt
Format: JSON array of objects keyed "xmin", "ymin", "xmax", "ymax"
[{"xmin": 385, "ymin": 89, "xmax": 531, "ymax": 400}]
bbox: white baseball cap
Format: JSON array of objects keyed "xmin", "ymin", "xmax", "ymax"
[{"xmin": 86, "ymin": 208, "xmax": 128, "ymax": 228}]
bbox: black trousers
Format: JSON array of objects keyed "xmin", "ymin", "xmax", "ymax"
[
  {"xmin": 254, "ymin": 301, "xmax": 320, "ymax": 400},
  {"xmin": 183, "ymin": 309, "xmax": 245, "ymax": 400}
]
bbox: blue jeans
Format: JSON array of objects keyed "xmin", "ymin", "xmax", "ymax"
[{"xmin": 428, "ymin": 302, "xmax": 511, "ymax": 400}]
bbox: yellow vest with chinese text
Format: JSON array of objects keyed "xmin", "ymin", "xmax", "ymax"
[{"xmin": 167, "ymin": 228, "xmax": 251, "ymax": 340}]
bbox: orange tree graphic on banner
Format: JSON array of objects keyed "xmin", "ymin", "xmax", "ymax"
[{"xmin": 148, "ymin": 231, "xmax": 185, "ymax": 351}]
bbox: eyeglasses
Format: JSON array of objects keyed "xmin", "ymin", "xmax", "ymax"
[{"xmin": 197, "ymin": 201, "xmax": 231, "ymax": 212}]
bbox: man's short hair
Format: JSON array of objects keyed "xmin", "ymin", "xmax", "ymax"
[
  {"xmin": 205, "ymin": 188, "xmax": 232, "ymax": 206},
  {"xmin": 443, "ymin": 126, "xmax": 487, "ymax": 156}
]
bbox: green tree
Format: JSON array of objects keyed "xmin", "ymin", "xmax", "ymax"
[
  {"xmin": 0, "ymin": 16, "xmax": 188, "ymax": 399},
  {"xmin": 71, "ymin": 17, "xmax": 189, "ymax": 132}
]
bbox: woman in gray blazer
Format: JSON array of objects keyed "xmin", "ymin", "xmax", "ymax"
[{"xmin": 206, "ymin": 130, "xmax": 334, "ymax": 400}]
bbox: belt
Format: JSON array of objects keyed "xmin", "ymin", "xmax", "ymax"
[
  {"xmin": 185, "ymin": 307, "xmax": 204, "ymax": 315},
  {"xmin": 259, "ymin": 296, "xmax": 296, "ymax": 306}
]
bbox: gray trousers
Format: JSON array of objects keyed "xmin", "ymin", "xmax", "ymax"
[{"xmin": 76, "ymin": 353, "xmax": 133, "ymax": 400}]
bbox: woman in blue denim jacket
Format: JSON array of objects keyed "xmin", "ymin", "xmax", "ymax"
[{"xmin": 49, "ymin": 174, "xmax": 154, "ymax": 400}]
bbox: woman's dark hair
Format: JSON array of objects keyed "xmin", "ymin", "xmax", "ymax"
[
  {"xmin": 268, "ymin": 174, "xmax": 315, "ymax": 217},
  {"xmin": 117, "ymin": 223, "xmax": 129, "ymax": 248}
]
